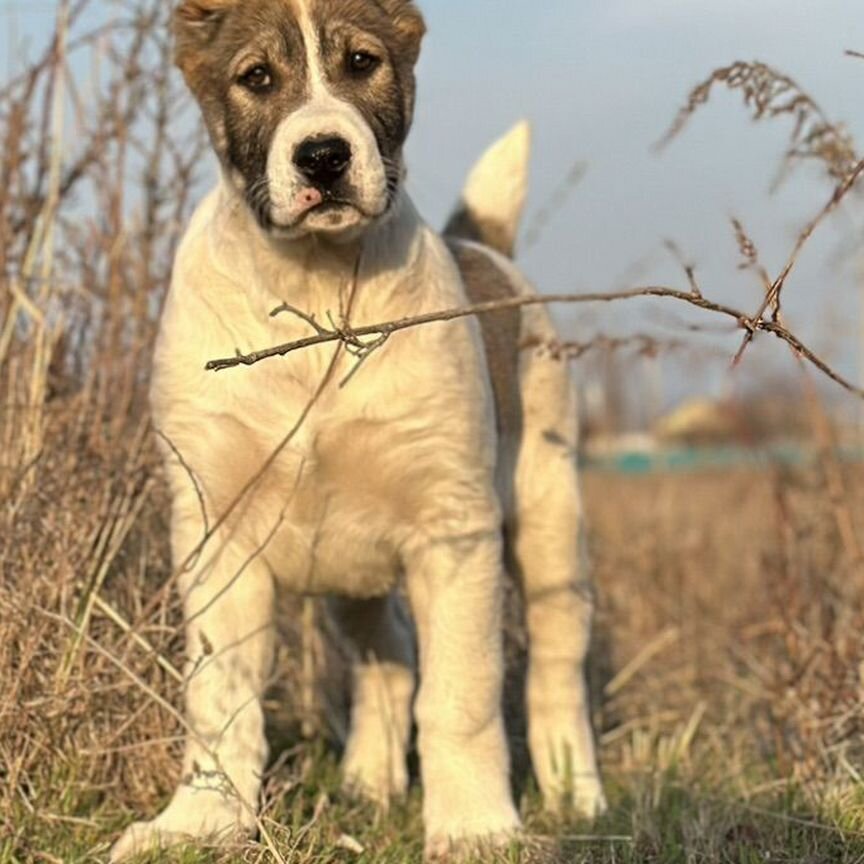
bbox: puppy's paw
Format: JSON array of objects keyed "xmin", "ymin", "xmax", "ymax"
[
  {"xmin": 341, "ymin": 743, "xmax": 409, "ymax": 809},
  {"xmin": 424, "ymin": 827, "xmax": 521, "ymax": 862},
  {"xmin": 530, "ymin": 716, "xmax": 606, "ymax": 819},
  {"xmin": 110, "ymin": 790, "xmax": 253, "ymax": 862},
  {"xmin": 542, "ymin": 772, "xmax": 607, "ymax": 820},
  {"xmin": 424, "ymin": 809, "xmax": 522, "ymax": 862}
]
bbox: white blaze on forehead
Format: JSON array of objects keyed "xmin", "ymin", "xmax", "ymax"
[
  {"xmin": 263, "ymin": 0, "xmax": 390, "ymax": 231},
  {"xmin": 295, "ymin": 0, "xmax": 330, "ymax": 99}
]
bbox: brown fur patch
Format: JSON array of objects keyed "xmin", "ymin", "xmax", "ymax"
[
  {"xmin": 174, "ymin": 0, "xmax": 310, "ymax": 220},
  {"xmin": 445, "ymin": 207, "xmax": 516, "ymax": 258},
  {"xmin": 174, "ymin": 0, "xmax": 425, "ymax": 226},
  {"xmin": 375, "ymin": 0, "xmax": 426, "ymax": 61},
  {"xmin": 447, "ymin": 240, "xmax": 523, "ymax": 448},
  {"xmin": 311, "ymin": 0, "xmax": 424, "ymax": 162}
]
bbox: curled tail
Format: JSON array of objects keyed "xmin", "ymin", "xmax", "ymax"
[{"xmin": 444, "ymin": 120, "xmax": 531, "ymax": 259}]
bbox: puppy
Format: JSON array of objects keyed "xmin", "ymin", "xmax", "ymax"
[{"xmin": 112, "ymin": 0, "xmax": 605, "ymax": 859}]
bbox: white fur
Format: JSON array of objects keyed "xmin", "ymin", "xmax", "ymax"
[
  {"xmin": 461, "ymin": 120, "xmax": 531, "ymax": 248},
  {"xmin": 112, "ymin": 113, "xmax": 603, "ymax": 864}
]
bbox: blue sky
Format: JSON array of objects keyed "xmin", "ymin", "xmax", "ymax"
[
  {"xmin": 7, "ymin": 0, "xmax": 864, "ymax": 411},
  {"xmin": 408, "ymin": 0, "xmax": 864, "ymax": 409}
]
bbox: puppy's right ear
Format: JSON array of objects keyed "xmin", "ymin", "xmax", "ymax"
[
  {"xmin": 174, "ymin": 0, "xmax": 231, "ymax": 74},
  {"xmin": 378, "ymin": 0, "xmax": 426, "ymax": 66},
  {"xmin": 175, "ymin": 0, "xmax": 231, "ymax": 27}
]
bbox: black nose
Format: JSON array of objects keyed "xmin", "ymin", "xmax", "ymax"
[{"xmin": 293, "ymin": 136, "xmax": 352, "ymax": 186}]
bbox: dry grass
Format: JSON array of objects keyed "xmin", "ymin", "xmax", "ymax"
[
  {"xmin": 658, "ymin": 59, "xmax": 859, "ymax": 184},
  {"xmin": 589, "ymin": 466, "xmax": 864, "ymax": 792},
  {"xmin": 4, "ymin": 6, "xmax": 864, "ymax": 864},
  {"xmin": 5, "ymin": 462, "xmax": 864, "ymax": 863}
]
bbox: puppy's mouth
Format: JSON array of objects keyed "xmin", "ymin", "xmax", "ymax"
[
  {"xmin": 248, "ymin": 175, "xmax": 398, "ymax": 236},
  {"xmin": 290, "ymin": 196, "xmax": 367, "ymax": 234},
  {"xmin": 299, "ymin": 196, "xmax": 355, "ymax": 220},
  {"xmin": 267, "ymin": 188, "xmax": 388, "ymax": 234}
]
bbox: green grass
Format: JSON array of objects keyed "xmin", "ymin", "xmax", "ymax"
[{"xmin": 6, "ymin": 745, "xmax": 864, "ymax": 864}]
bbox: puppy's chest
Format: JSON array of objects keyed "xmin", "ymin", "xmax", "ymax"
[
  {"xmin": 260, "ymin": 412, "xmax": 419, "ymax": 595},
  {"xmin": 184, "ymin": 342, "xmax": 442, "ymax": 595},
  {"xmin": 159, "ymin": 262, "xmax": 487, "ymax": 594}
]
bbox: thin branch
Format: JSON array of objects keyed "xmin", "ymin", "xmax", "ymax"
[
  {"xmin": 732, "ymin": 158, "xmax": 864, "ymax": 365},
  {"xmin": 272, "ymin": 302, "xmax": 328, "ymax": 335},
  {"xmin": 136, "ymin": 344, "xmax": 345, "ymax": 625},
  {"xmin": 531, "ymin": 333, "xmax": 724, "ymax": 362},
  {"xmin": 771, "ymin": 158, "xmax": 864, "ymax": 306},
  {"xmin": 208, "ymin": 287, "xmax": 741, "ymax": 371},
  {"xmin": 663, "ymin": 238, "xmax": 703, "ymax": 297},
  {"xmin": 730, "ymin": 217, "xmax": 780, "ymax": 364},
  {"xmin": 206, "ymin": 285, "xmax": 864, "ymax": 400}
]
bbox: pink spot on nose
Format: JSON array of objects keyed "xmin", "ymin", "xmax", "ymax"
[{"xmin": 296, "ymin": 187, "xmax": 323, "ymax": 213}]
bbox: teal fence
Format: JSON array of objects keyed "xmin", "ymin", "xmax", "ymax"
[{"xmin": 580, "ymin": 445, "xmax": 864, "ymax": 474}]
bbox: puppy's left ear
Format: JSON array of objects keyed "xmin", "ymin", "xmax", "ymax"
[
  {"xmin": 173, "ymin": 0, "xmax": 237, "ymax": 93},
  {"xmin": 174, "ymin": 0, "xmax": 233, "ymax": 74},
  {"xmin": 380, "ymin": 0, "xmax": 426, "ymax": 65}
]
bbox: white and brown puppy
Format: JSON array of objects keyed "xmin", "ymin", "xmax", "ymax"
[{"xmin": 112, "ymin": 0, "xmax": 605, "ymax": 859}]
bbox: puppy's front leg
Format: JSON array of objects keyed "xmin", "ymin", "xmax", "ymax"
[
  {"xmin": 112, "ymin": 501, "xmax": 276, "ymax": 862},
  {"xmin": 405, "ymin": 522, "xmax": 521, "ymax": 860}
]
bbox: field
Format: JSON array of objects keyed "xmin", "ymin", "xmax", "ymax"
[
  {"xmin": 4, "ymin": 2, "xmax": 864, "ymax": 862},
  {"xmin": 4, "ymin": 450, "xmax": 864, "ymax": 862}
]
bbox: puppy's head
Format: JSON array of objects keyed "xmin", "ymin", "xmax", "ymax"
[{"xmin": 175, "ymin": 0, "xmax": 425, "ymax": 240}]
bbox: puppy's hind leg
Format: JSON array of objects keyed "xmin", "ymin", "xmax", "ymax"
[
  {"xmin": 512, "ymin": 309, "xmax": 606, "ymax": 819},
  {"xmin": 328, "ymin": 593, "xmax": 415, "ymax": 806}
]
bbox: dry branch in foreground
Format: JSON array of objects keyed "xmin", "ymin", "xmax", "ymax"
[{"xmin": 207, "ymin": 283, "xmax": 864, "ymax": 400}]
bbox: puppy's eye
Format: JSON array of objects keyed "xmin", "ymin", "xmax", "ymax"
[
  {"xmin": 239, "ymin": 64, "xmax": 274, "ymax": 92},
  {"xmin": 347, "ymin": 51, "xmax": 380, "ymax": 75}
]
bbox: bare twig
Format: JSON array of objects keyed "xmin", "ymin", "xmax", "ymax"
[
  {"xmin": 523, "ymin": 332, "xmax": 723, "ymax": 362},
  {"xmin": 663, "ymin": 238, "xmax": 703, "ymax": 297},
  {"xmin": 206, "ymin": 284, "xmax": 864, "ymax": 400},
  {"xmin": 522, "ymin": 158, "xmax": 588, "ymax": 251},
  {"xmin": 730, "ymin": 159, "xmax": 864, "ymax": 366}
]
